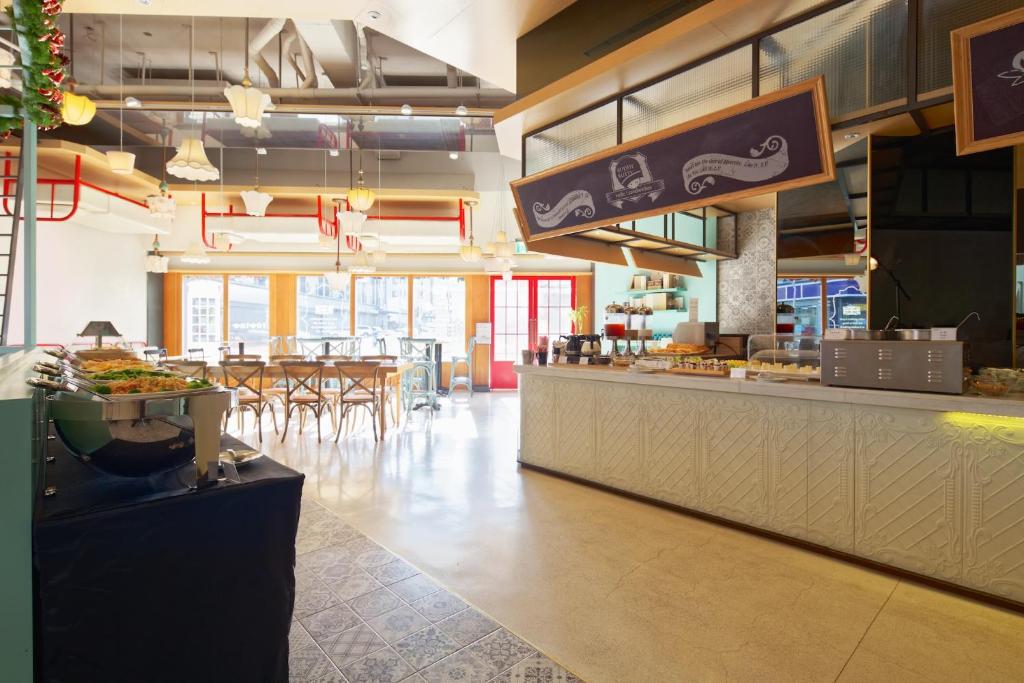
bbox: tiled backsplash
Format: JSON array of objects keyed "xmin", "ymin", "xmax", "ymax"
[{"xmin": 717, "ymin": 208, "xmax": 776, "ymax": 335}]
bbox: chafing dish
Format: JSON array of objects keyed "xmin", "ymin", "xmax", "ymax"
[{"xmin": 28, "ymin": 355, "xmax": 235, "ymax": 487}]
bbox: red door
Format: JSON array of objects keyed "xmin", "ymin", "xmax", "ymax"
[{"xmin": 490, "ymin": 276, "xmax": 576, "ymax": 389}]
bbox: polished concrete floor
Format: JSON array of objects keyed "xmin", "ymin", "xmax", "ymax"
[{"xmin": 246, "ymin": 393, "xmax": 1024, "ymax": 683}]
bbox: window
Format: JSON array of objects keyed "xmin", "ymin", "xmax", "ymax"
[
  {"xmin": 492, "ymin": 278, "xmax": 529, "ymax": 362},
  {"xmin": 297, "ymin": 275, "xmax": 349, "ymax": 338},
  {"xmin": 777, "ymin": 276, "xmax": 868, "ymax": 334},
  {"xmin": 228, "ymin": 275, "xmax": 270, "ymax": 358},
  {"xmin": 536, "ymin": 279, "xmax": 573, "ymax": 339},
  {"xmin": 413, "ymin": 277, "xmax": 466, "ymax": 355},
  {"xmin": 182, "ymin": 275, "xmax": 223, "ymax": 358},
  {"xmin": 355, "ymin": 276, "xmax": 408, "ymax": 355}
]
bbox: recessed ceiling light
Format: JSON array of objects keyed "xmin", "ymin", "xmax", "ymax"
[
  {"xmin": 137, "ymin": 0, "xmax": 152, "ymax": 5},
  {"xmin": 124, "ymin": 96, "xmax": 142, "ymax": 108},
  {"xmin": 328, "ymin": 149, "xmax": 339, "ymax": 157},
  {"xmin": 844, "ymin": 132, "xmax": 861, "ymax": 140},
  {"xmin": 449, "ymin": 151, "xmax": 459, "ymax": 160},
  {"xmin": 366, "ymin": 9, "xmax": 384, "ymax": 20},
  {"xmin": 400, "ymin": 104, "xmax": 412, "ymax": 116},
  {"xmin": 454, "ymin": 104, "xmax": 468, "ymax": 116},
  {"xmin": 256, "ymin": 147, "xmax": 267, "ymax": 155}
]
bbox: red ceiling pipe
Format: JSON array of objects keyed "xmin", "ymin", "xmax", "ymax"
[{"xmin": 2, "ymin": 153, "xmax": 81, "ymax": 221}]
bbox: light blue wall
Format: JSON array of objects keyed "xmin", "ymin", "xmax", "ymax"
[{"xmin": 594, "ymin": 214, "xmax": 717, "ymax": 338}]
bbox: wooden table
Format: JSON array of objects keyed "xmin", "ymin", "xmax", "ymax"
[{"xmin": 259, "ymin": 362, "xmax": 410, "ymax": 437}]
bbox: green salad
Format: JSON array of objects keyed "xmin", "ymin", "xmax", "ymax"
[{"xmin": 89, "ymin": 368, "xmax": 175, "ymax": 381}]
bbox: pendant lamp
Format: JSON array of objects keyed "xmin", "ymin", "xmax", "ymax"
[
  {"xmin": 348, "ymin": 165, "xmax": 376, "ymax": 212},
  {"xmin": 169, "ymin": 17, "xmax": 219, "ymax": 182},
  {"xmin": 348, "ymin": 250, "xmax": 376, "ymax": 274},
  {"xmin": 181, "ymin": 241, "xmax": 211, "ymax": 264},
  {"xmin": 145, "ymin": 236, "xmax": 169, "ymax": 273},
  {"xmin": 240, "ymin": 148, "xmax": 272, "ymax": 216},
  {"xmin": 107, "ymin": 15, "xmax": 136, "ymax": 175},
  {"xmin": 460, "ymin": 199, "xmax": 482, "ymax": 262},
  {"xmin": 167, "ymin": 138, "xmax": 219, "ymax": 181},
  {"xmin": 224, "ymin": 19, "xmax": 272, "ymax": 128},
  {"xmin": 61, "ymin": 90, "xmax": 96, "ymax": 125},
  {"xmin": 147, "ymin": 169, "xmax": 176, "ymax": 221}
]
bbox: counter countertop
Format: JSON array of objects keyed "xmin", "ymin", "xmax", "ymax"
[{"xmin": 513, "ymin": 363, "xmax": 1024, "ymax": 418}]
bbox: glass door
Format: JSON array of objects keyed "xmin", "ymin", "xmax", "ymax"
[{"xmin": 490, "ymin": 276, "xmax": 575, "ymax": 389}]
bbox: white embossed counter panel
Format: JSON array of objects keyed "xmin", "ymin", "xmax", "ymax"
[{"xmin": 516, "ymin": 365, "xmax": 1024, "ymax": 604}]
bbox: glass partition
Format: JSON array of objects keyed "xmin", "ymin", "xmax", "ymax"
[
  {"xmin": 525, "ymin": 101, "xmax": 618, "ymax": 174},
  {"xmin": 759, "ymin": 0, "xmax": 908, "ymax": 120},
  {"xmin": 623, "ymin": 46, "xmax": 752, "ymax": 142}
]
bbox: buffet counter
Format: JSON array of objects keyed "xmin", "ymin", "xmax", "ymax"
[{"xmin": 515, "ymin": 363, "xmax": 1024, "ymax": 607}]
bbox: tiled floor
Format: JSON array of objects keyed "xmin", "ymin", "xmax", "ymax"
[
  {"xmin": 246, "ymin": 392, "xmax": 1024, "ymax": 683},
  {"xmin": 291, "ymin": 497, "xmax": 581, "ymax": 682}
]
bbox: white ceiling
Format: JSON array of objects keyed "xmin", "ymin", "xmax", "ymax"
[{"xmin": 63, "ymin": 0, "xmax": 577, "ymax": 93}]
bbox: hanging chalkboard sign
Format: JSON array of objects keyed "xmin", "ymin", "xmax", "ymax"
[
  {"xmin": 953, "ymin": 7, "xmax": 1024, "ymax": 155},
  {"xmin": 510, "ymin": 78, "xmax": 834, "ymax": 241}
]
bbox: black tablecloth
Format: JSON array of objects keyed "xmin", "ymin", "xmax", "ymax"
[{"xmin": 34, "ymin": 434, "xmax": 304, "ymax": 683}]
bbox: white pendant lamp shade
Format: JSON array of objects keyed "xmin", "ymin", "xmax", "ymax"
[
  {"xmin": 61, "ymin": 91, "xmax": 96, "ymax": 126},
  {"xmin": 146, "ymin": 253, "xmax": 169, "ymax": 273},
  {"xmin": 459, "ymin": 243, "xmax": 482, "ymax": 262},
  {"xmin": 181, "ymin": 241, "xmax": 211, "ymax": 264},
  {"xmin": 224, "ymin": 84, "xmax": 272, "ymax": 129},
  {"xmin": 455, "ymin": 104, "xmax": 468, "ymax": 116},
  {"xmin": 105, "ymin": 150, "xmax": 136, "ymax": 175},
  {"xmin": 146, "ymin": 193, "xmax": 176, "ymax": 219},
  {"xmin": 337, "ymin": 209, "xmax": 368, "ymax": 234},
  {"xmin": 166, "ymin": 138, "xmax": 219, "ymax": 181},
  {"xmin": 324, "ymin": 268, "xmax": 347, "ymax": 291},
  {"xmin": 240, "ymin": 189, "xmax": 273, "ymax": 216},
  {"xmin": 348, "ymin": 186, "xmax": 376, "ymax": 212},
  {"xmin": 348, "ymin": 251, "xmax": 376, "ymax": 274}
]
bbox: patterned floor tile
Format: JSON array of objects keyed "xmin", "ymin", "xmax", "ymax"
[
  {"xmin": 367, "ymin": 559, "xmax": 420, "ymax": 585},
  {"xmin": 296, "ymin": 523, "xmax": 363, "ymax": 555},
  {"xmin": 341, "ymin": 646, "xmax": 416, "ymax": 683},
  {"xmin": 393, "ymin": 625, "xmax": 460, "ymax": 670},
  {"xmin": 420, "ymin": 648, "xmax": 496, "ymax": 683},
  {"xmin": 294, "ymin": 574, "xmax": 343, "ymax": 619},
  {"xmin": 349, "ymin": 587, "xmax": 404, "ymax": 619},
  {"xmin": 288, "ymin": 643, "xmax": 339, "ymax": 682},
  {"xmin": 298, "ymin": 543, "xmax": 359, "ymax": 578},
  {"xmin": 366, "ymin": 605, "xmax": 432, "ymax": 643},
  {"xmin": 489, "ymin": 654, "xmax": 581, "ymax": 682},
  {"xmin": 356, "ymin": 548, "xmax": 400, "ymax": 568},
  {"xmin": 300, "ymin": 603, "xmax": 362, "ymax": 644},
  {"xmin": 466, "ymin": 629, "xmax": 536, "ymax": 678},
  {"xmin": 389, "ymin": 574, "xmax": 441, "ymax": 603},
  {"xmin": 290, "ymin": 620, "xmax": 318, "ymax": 652},
  {"xmin": 314, "ymin": 671, "xmax": 347, "ymax": 683},
  {"xmin": 344, "ymin": 535, "xmax": 385, "ymax": 555},
  {"xmin": 435, "ymin": 608, "xmax": 500, "ymax": 647},
  {"xmin": 327, "ymin": 568, "xmax": 384, "ymax": 601},
  {"xmin": 322, "ymin": 623, "xmax": 388, "ymax": 669},
  {"xmin": 410, "ymin": 589, "xmax": 469, "ymax": 623}
]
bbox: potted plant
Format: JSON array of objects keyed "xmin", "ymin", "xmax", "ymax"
[{"xmin": 569, "ymin": 305, "xmax": 588, "ymax": 334}]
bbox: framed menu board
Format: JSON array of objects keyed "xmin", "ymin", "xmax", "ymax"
[
  {"xmin": 510, "ymin": 77, "xmax": 834, "ymax": 241},
  {"xmin": 952, "ymin": 7, "xmax": 1024, "ymax": 155}
]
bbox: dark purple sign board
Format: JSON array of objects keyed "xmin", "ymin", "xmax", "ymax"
[
  {"xmin": 953, "ymin": 7, "xmax": 1024, "ymax": 155},
  {"xmin": 511, "ymin": 78, "xmax": 835, "ymax": 241}
]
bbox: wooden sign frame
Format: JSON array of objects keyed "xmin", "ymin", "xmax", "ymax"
[
  {"xmin": 952, "ymin": 7, "xmax": 1024, "ymax": 156},
  {"xmin": 510, "ymin": 77, "xmax": 835, "ymax": 241}
]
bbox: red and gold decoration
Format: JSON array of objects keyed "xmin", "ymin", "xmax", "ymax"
[{"xmin": 0, "ymin": 0, "xmax": 69, "ymax": 138}]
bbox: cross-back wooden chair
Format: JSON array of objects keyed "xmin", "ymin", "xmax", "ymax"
[
  {"xmin": 219, "ymin": 360, "xmax": 276, "ymax": 442},
  {"xmin": 225, "ymin": 353, "xmax": 262, "ymax": 361},
  {"xmin": 279, "ymin": 361, "xmax": 329, "ymax": 442},
  {"xmin": 334, "ymin": 360, "xmax": 383, "ymax": 442}
]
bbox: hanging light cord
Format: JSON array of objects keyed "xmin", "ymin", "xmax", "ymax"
[{"xmin": 118, "ymin": 14, "xmax": 124, "ymax": 152}]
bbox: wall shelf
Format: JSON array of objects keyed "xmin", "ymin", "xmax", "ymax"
[{"xmin": 619, "ymin": 287, "xmax": 686, "ymax": 298}]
